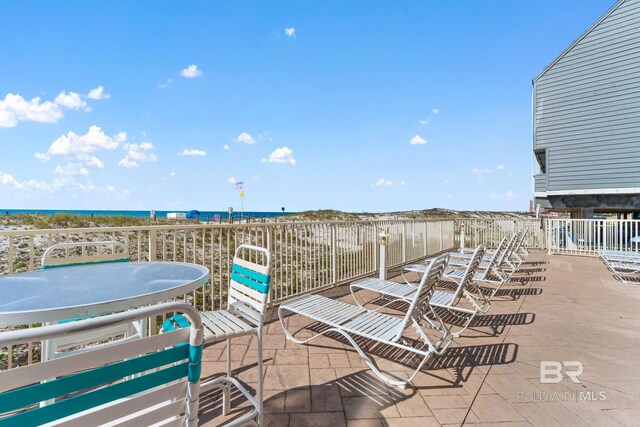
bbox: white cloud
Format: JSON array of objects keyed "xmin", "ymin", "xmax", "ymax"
[
  {"xmin": 228, "ymin": 177, "xmax": 237, "ymax": 184},
  {"xmin": 170, "ymin": 171, "xmax": 176, "ymax": 176},
  {"xmin": 285, "ymin": 27, "xmax": 296, "ymax": 37},
  {"xmin": 105, "ymin": 185, "xmax": 116, "ymax": 192},
  {"xmin": 444, "ymin": 179, "xmax": 449, "ymax": 184},
  {"xmin": 235, "ymin": 132, "xmax": 256, "ymax": 144},
  {"xmin": 0, "ymin": 93, "xmax": 63, "ymax": 127},
  {"xmin": 180, "ymin": 64, "xmax": 202, "ymax": 78},
  {"xmin": 447, "ymin": 194, "xmax": 454, "ymax": 199},
  {"xmin": 432, "ymin": 108, "xmax": 439, "ymax": 114},
  {"xmin": 489, "ymin": 190, "xmax": 518, "ymax": 201},
  {"xmin": 472, "ymin": 167, "xmax": 491, "ymax": 175},
  {"xmin": 86, "ymin": 86, "xmax": 111, "ymax": 100},
  {"xmin": 503, "ymin": 190, "xmax": 517, "ymax": 200},
  {"xmin": 399, "ymin": 181, "xmax": 406, "ymax": 186},
  {"xmin": 55, "ymin": 91, "xmax": 87, "ymax": 110},
  {"xmin": 54, "ymin": 163, "xmax": 89, "ymax": 176},
  {"xmin": 261, "ymin": 146, "xmax": 296, "ymax": 166},
  {"xmin": 38, "ymin": 125, "xmax": 124, "ymax": 168},
  {"xmin": 410, "ymin": 135, "xmax": 427, "ymax": 145},
  {"xmin": 496, "ymin": 164, "xmax": 505, "ymax": 170},
  {"xmin": 374, "ymin": 178, "xmax": 394, "ymax": 187},
  {"xmin": 118, "ymin": 142, "xmax": 157, "ymax": 169},
  {"xmin": 508, "ymin": 172, "xmax": 513, "ymax": 177},
  {"xmin": 223, "ymin": 144, "xmax": 230, "ymax": 150},
  {"xmin": 419, "ymin": 119, "xmax": 430, "ymax": 125},
  {"xmin": 0, "ymin": 171, "xmax": 50, "ymax": 191},
  {"xmin": 252, "ymin": 176, "xmax": 259, "ymax": 180},
  {"xmin": 158, "ymin": 78, "xmax": 173, "ymax": 89},
  {"xmin": 178, "ymin": 148, "xmax": 207, "ymax": 157}
]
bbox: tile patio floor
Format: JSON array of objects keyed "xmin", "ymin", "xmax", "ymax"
[{"xmin": 199, "ymin": 250, "xmax": 640, "ymax": 426}]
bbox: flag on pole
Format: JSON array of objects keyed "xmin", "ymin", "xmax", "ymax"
[
  {"xmin": 239, "ymin": 190, "xmax": 244, "ymax": 198},
  {"xmin": 234, "ymin": 182, "xmax": 244, "ymax": 190}
]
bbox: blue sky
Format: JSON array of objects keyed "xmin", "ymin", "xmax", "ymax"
[{"xmin": 0, "ymin": 0, "xmax": 615, "ymax": 213}]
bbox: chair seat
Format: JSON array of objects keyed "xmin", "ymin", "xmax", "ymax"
[
  {"xmin": 281, "ymin": 294, "xmax": 366, "ymax": 327},
  {"xmin": 342, "ymin": 311, "xmax": 403, "ymax": 342},
  {"xmin": 201, "ymin": 309, "xmax": 256, "ymax": 343},
  {"xmin": 351, "ymin": 277, "xmax": 416, "ymax": 299},
  {"xmin": 430, "ymin": 290, "xmax": 456, "ymax": 308},
  {"xmin": 607, "ymin": 262, "xmax": 640, "ymax": 272},
  {"xmin": 281, "ymin": 294, "xmax": 402, "ymax": 343}
]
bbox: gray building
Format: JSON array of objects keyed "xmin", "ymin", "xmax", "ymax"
[{"xmin": 533, "ymin": 0, "xmax": 640, "ymax": 218}]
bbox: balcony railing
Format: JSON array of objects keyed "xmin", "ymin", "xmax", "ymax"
[{"xmin": 0, "ymin": 217, "xmax": 544, "ymax": 368}]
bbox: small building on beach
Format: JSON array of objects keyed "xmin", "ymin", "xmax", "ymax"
[{"xmin": 533, "ymin": 0, "xmax": 640, "ymax": 218}]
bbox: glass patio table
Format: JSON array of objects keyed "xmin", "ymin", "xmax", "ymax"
[{"xmin": 0, "ymin": 261, "xmax": 209, "ymax": 326}]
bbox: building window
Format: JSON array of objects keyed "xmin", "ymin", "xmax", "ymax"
[{"xmin": 535, "ymin": 149, "xmax": 546, "ymax": 174}]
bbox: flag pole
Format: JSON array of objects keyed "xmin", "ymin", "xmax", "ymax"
[{"xmin": 240, "ymin": 182, "xmax": 244, "ymax": 222}]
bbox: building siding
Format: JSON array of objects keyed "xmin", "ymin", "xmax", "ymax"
[{"xmin": 534, "ymin": 0, "xmax": 640, "ymax": 193}]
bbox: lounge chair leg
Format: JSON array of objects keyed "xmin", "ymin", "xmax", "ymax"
[
  {"xmin": 257, "ymin": 331, "xmax": 263, "ymax": 427},
  {"xmin": 223, "ymin": 338, "xmax": 231, "ymax": 415}
]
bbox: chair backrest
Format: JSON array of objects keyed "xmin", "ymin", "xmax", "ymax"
[
  {"xmin": 451, "ymin": 245, "xmax": 486, "ymax": 301},
  {"xmin": 393, "ymin": 253, "xmax": 448, "ymax": 341},
  {"xmin": 227, "ymin": 244, "xmax": 272, "ymax": 326},
  {"xmin": 41, "ymin": 241, "xmax": 129, "ymax": 269},
  {"xmin": 0, "ymin": 302, "xmax": 202, "ymax": 427},
  {"xmin": 496, "ymin": 231, "xmax": 519, "ymax": 266},
  {"xmin": 479, "ymin": 237, "xmax": 507, "ymax": 278}
]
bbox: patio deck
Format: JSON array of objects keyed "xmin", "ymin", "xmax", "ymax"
[{"xmin": 199, "ymin": 250, "xmax": 640, "ymax": 426}]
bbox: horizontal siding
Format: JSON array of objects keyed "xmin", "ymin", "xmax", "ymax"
[
  {"xmin": 534, "ymin": 0, "xmax": 640, "ymax": 192},
  {"xmin": 534, "ymin": 175, "xmax": 547, "ymax": 193}
]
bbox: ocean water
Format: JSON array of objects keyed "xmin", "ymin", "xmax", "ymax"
[{"xmin": 1, "ymin": 209, "xmax": 293, "ymax": 220}]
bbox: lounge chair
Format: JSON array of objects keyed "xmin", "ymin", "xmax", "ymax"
[
  {"xmin": 597, "ymin": 248, "xmax": 640, "ymax": 284},
  {"xmin": 351, "ymin": 245, "xmax": 488, "ymax": 338},
  {"xmin": 162, "ymin": 244, "xmax": 271, "ymax": 426},
  {"xmin": 279, "ymin": 254, "xmax": 449, "ymax": 389},
  {"xmin": 0, "ymin": 302, "xmax": 202, "ymax": 426},
  {"xmin": 402, "ymin": 239, "xmax": 511, "ymax": 299}
]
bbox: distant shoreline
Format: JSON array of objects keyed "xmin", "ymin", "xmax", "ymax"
[{"xmin": 0, "ymin": 209, "xmax": 293, "ymax": 220}]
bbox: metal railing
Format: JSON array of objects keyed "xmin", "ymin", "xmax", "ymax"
[
  {"xmin": 0, "ymin": 219, "xmax": 456, "ymax": 368},
  {"xmin": 547, "ymin": 218, "xmax": 640, "ymax": 256},
  {"xmin": 454, "ymin": 218, "xmax": 545, "ymax": 249}
]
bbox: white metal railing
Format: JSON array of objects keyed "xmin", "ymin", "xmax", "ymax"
[
  {"xmin": 454, "ymin": 218, "xmax": 545, "ymax": 249},
  {"xmin": 546, "ymin": 218, "xmax": 640, "ymax": 256},
  {"xmin": 0, "ymin": 219, "xmax": 456, "ymax": 369}
]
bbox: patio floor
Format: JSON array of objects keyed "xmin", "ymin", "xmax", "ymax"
[{"xmin": 199, "ymin": 250, "xmax": 640, "ymax": 426}]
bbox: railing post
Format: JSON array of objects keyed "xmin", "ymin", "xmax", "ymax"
[
  {"xmin": 8, "ymin": 234, "xmax": 14, "ymax": 274},
  {"xmin": 460, "ymin": 223, "xmax": 465, "ymax": 249},
  {"xmin": 439, "ymin": 221, "xmax": 443, "ymax": 252},
  {"xmin": 331, "ymin": 224, "xmax": 337, "ymax": 285},
  {"xmin": 149, "ymin": 230, "xmax": 157, "ymax": 261},
  {"xmin": 423, "ymin": 221, "xmax": 428, "ymax": 256},
  {"xmin": 379, "ymin": 231, "xmax": 388, "ymax": 280},
  {"xmin": 401, "ymin": 222, "xmax": 407, "ymax": 262}
]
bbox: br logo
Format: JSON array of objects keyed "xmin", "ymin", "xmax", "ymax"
[{"xmin": 540, "ymin": 361, "xmax": 583, "ymax": 384}]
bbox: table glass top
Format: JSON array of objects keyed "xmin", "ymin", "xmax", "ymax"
[{"xmin": 0, "ymin": 262, "xmax": 209, "ymax": 314}]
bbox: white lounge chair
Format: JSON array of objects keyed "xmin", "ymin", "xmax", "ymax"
[
  {"xmin": 162, "ymin": 244, "xmax": 272, "ymax": 426},
  {"xmin": 0, "ymin": 302, "xmax": 203, "ymax": 426},
  {"xmin": 402, "ymin": 239, "xmax": 511, "ymax": 300},
  {"xmin": 351, "ymin": 245, "xmax": 488, "ymax": 338},
  {"xmin": 279, "ymin": 254, "xmax": 449, "ymax": 389},
  {"xmin": 597, "ymin": 248, "xmax": 640, "ymax": 284}
]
